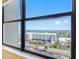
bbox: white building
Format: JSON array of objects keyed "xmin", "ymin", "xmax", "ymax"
[{"xmin": 25, "ymin": 32, "xmax": 57, "ymax": 43}]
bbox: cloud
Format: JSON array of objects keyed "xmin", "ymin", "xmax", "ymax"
[
  {"xmin": 63, "ymin": 20, "xmax": 68, "ymax": 23},
  {"xmin": 55, "ymin": 21, "xmax": 61, "ymax": 24},
  {"xmin": 38, "ymin": 22, "xmax": 44, "ymax": 25}
]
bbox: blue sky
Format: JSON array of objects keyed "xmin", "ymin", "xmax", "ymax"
[
  {"xmin": 18, "ymin": 0, "xmax": 71, "ymax": 30},
  {"xmin": 26, "ymin": 0, "xmax": 72, "ymax": 18},
  {"xmin": 25, "ymin": 16, "xmax": 71, "ymax": 30}
]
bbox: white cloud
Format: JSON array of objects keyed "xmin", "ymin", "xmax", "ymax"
[
  {"xmin": 63, "ymin": 20, "xmax": 68, "ymax": 23},
  {"xmin": 55, "ymin": 21, "xmax": 61, "ymax": 24},
  {"xmin": 39, "ymin": 22, "xmax": 44, "ymax": 24}
]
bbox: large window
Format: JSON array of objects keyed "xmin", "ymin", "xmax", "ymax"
[
  {"xmin": 3, "ymin": 0, "xmax": 76, "ymax": 59},
  {"xmin": 25, "ymin": 0, "xmax": 73, "ymax": 59}
]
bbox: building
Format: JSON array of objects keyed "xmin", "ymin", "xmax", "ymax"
[{"xmin": 25, "ymin": 32, "xmax": 57, "ymax": 43}]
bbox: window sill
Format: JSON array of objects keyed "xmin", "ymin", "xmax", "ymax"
[{"xmin": 2, "ymin": 45, "xmax": 46, "ymax": 59}]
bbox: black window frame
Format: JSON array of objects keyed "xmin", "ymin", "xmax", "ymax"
[{"xmin": 2, "ymin": 0, "xmax": 76, "ymax": 59}]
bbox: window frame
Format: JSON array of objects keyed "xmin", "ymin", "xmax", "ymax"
[{"xmin": 2, "ymin": 0, "xmax": 76, "ymax": 59}]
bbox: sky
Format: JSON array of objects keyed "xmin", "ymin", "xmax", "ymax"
[
  {"xmin": 26, "ymin": 0, "xmax": 72, "ymax": 18},
  {"xmin": 26, "ymin": 16, "xmax": 71, "ymax": 30},
  {"xmin": 18, "ymin": 0, "xmax": 72, "ymax": 30}
]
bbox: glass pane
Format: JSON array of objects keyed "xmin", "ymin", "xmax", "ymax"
[
  {"xmin": 25, "ymin": 16, "xmax": 71, "ymax": 59},
  {"xmin": 3, "ymin": 22, "xmax": 21, "ymax": 48},
  {"xmin": 26, "ymin": 0, "xmax": 72, "ymax": 18},
  {"xmin": 4, "ymin": 0, "xmax": 20, "ymax": 21}
]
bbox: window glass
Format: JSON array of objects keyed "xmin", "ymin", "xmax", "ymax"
[
  {"xmin": 4, "ymin": 0, "xmax": 20, "ymax": 21},
  {"xmin": 3, "ymin": 22, "xmax": 21, "ymax": 47},
  {"xmin": 26, "ymin": 0, "xmax": 72, "ymax": 18},
  {"xmin": 25, "ymin": 16, "xmax": 71, "ymax": 59}
]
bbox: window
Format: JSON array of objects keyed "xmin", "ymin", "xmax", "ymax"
[
  {"xmin": 3, "ymin": 22, "xmax": 21, "ymax": 47},
  {"xmin": 4, "ymin": 0, "xmax": 21, "ymax": 21},
  {"xmin": 3, "ymin": 0, "xmax": 21, "ymax": 48},
  {"xmin": 3, "ymin": 0, "xmax": 76, "ymax": 59},
  {"xmin": 25, "ymin": 16, "xmax": 71, "ymax": 59}
]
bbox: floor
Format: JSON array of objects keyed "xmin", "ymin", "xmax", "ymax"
[
  {"xmin": 2, "ymin": 45, "xmax": 46, "ymax": 59},
  {"xmin": 2, "ymin": 49, "xmax": 25, "ymax": 59}
]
